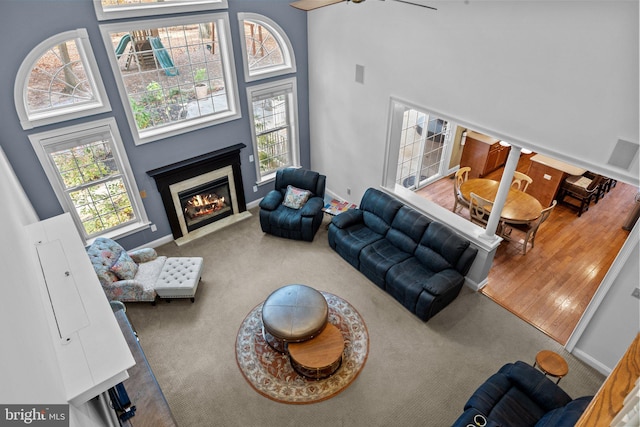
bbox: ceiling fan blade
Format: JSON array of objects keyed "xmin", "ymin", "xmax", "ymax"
[
  {"xmin": 389, "ymin": 0, "xmax": 437, "ymax": 11},
  {"xmin": 290, "ymin": 0, "xmax": 345, "ymax": 11}
]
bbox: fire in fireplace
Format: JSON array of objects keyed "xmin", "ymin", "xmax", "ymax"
[{"xmin": 179, "ymin": 177, "xmax": 233, "ymax": 232}]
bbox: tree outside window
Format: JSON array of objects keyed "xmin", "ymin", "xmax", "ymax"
[
  {"xmin": 247, "ymin": 78, "xmax": 299, "ymax": 183},
  {"xmin": 30, "ymin": 118, "xmax": 149, "ymax": 242}
]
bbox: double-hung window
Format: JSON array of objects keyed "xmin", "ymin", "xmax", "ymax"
[
  {"xmin": 247, "ymin": 78, "xmax": 299, "ymax": 183},
  {"xmin": 29, "ymin": 118, "xmax": 149, "ymax": 242}
]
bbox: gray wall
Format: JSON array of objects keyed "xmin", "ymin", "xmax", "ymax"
[{"xmin": 0, "ymin": 0, "xmax": 308, "ymax": 249}]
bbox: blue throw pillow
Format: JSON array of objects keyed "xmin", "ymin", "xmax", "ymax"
[{"xmin": 110, "ymin": 251, "xmax": 138, "ymax": 280}]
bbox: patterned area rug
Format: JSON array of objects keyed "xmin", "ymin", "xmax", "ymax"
[{"xmin": 235, "ymin": 292, "xmax": 369, "ymax": 404}]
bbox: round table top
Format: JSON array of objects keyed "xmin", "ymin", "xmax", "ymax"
[
  {"xmin": 288, "ymin": 323, "xmax": 344, "ymax": 369},
  {"xmin": 535, "ymin": 350, "xmax": 569, "ymax": 378},
  {"xmin": 261, "ymin": 284, "xmax": 328, "ymax": 342},
  {"xmin": 460, "ymin": 178, "xmax": 543, "ymax": 223}
]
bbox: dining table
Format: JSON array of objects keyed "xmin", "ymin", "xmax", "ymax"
[{"xmin": 460, "ymin": 178, "xmax": 543, "ymax": 224}]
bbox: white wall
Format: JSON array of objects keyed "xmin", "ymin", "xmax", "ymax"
[
  {"xmin": 0, "ymin": 147, "xmax": 110, "ymax": 426},
  {"xmin": 0, "ymin": 147, "xmax": 64, "ymax": 403},
  {"xmin": 307, "ymin": 0, "xmax": 639, "ymax": 204},
  {"xmin": 306, "ymin": 0, "xmax": 639, "ymax": 370},
  {"xmin": 570, "ymin": 228, "xmax": 640, "ymax": 374}
]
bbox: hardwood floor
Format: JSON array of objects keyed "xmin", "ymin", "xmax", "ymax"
[{"xmin": 415, "ymin": 157, "xmax": 637, "ymax": 344}]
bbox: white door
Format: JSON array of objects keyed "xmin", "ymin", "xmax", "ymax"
[{"xmin": 395, "ymin": 108, "xmax": 451, "ymax": 190}]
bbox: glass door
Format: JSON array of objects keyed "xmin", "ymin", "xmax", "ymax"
[{"xmin": 396, "ymin": 108, "xmax": 451, "ymax": 190}]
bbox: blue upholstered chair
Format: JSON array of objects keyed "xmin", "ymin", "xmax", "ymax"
[
  {"xmin": 452, "ymin": 361, "xmax": 592, "ymax": 427},
  {"xmin": 259, "ymin": 168, "xmax": 326, "ymax": 242}
]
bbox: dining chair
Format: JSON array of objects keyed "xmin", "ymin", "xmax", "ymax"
[
  {"xmin": 452, "ymin": 167, "xmax": 471, "ymax": 213},
  {"xmin": 503, "ymin": 200, "xmax": 557, "ymax": 255},
  {"xmin": 511, "ymin": 171, "xmax": 533, "ymax": 192},
  {"xmin": 469, "ymin": 192, "xmax": 493, "ymax": 228},
  {"xmin": 558, "ymin": 171, "xmax": 603, "ymax": 216}
]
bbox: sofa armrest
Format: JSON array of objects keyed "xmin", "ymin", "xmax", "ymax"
[
  {"xmin": 300, "ymin": 196, "xmax": 324, "ymax": 217},
  {"xmin": 102, "ymin": 279, "xmax": 156, "ymax": 301},
  {"xmin": 331, "ymin": 208, "xmax": 363, "ymax": 229},
  {"xmin": 259, "ymin": 190, "xmax": 283, "ymax": 211},
  {"xmin": 535, "ymin": 396, "xmax": 593, "ymax": 427},
  {"xmin": 128, "ymin": 248, "xmax": 157, "ymax": 264},
  {"xmin": 421, "ymin": 269, "xmax": 464, "ymax": 296},
  {"xmin": 505, "ymin": 361, "xmax": 572, "ymax": 412}
]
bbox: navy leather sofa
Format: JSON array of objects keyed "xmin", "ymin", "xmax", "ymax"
[
  {"xmin": 328, "ymin": 188, "xmax": 477, "ymax": 321},
  {"xmin": 452, "ymin": 361, "xmax": 593, "ymax": 427}
]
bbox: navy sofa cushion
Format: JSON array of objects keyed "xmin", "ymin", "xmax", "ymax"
[
  {"xmin": 535, "ymin": 396, "xmax": 592, "ymax": 427},
  {"xmin": 358, "ymin": 206, "xmax": 431, "ymax": 289}
]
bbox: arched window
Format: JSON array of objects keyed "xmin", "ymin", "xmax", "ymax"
[
  {"xmin": 237, "ymin": 13, "xmax": 296, "ymax": 82},
  {"xmin": 14, "ymin": 29, "xmax": 111, "ymax": 130}
]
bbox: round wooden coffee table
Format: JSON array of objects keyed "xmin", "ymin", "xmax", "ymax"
[
  {"xmin": 288, "ymin": 323, "xmax": 345, "ymax": 380},
  {"xmin": 534, "ymin": 350, "xmax": 569, "ymax": 384}
]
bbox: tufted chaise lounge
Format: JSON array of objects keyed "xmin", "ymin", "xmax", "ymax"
[
  {"xmin": 86, "ymin": 237, "xmax": 166, "ymax": 303},
  {"xmin": 87, "ymin": 237, "xmax": 204, "ymax": 303}
]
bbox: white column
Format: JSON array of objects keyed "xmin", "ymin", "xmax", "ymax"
[{"xmin": 483, "ymin": 146, "xmax": 522, "ymax": 238}]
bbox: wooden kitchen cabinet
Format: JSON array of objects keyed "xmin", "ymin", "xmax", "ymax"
[
  {"xmin": 526, "ymin": 154, "xmax": 587, "ymax": 208},
  {"xmin": 460, "ymin": 131, "xmax": 510, "ymax": 178}
]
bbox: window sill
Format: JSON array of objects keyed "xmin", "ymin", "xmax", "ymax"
[{"xmin": 86, "ymin": 221, "xmax": 151, "ymax": 246}]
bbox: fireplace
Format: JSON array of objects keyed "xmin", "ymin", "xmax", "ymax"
[{"xmin": 148, "ymin": 144, "xmax": 251, "ymax": 245}]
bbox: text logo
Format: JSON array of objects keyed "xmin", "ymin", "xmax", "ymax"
[{"xmin": 1, "ymin": 405, "xmax": 68, "ymax": 427}]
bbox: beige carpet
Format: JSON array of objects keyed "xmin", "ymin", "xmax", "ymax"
[{"xmin": 124, "ymin": 209, "xmax": 604, "ymax": 427}]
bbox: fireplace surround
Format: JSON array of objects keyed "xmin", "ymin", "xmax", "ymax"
[{"xmin": 148, "ymin": 144, "xmax": 251, "ymax": 245}]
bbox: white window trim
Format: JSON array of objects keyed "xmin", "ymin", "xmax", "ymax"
[
  {"xmin": 247, "ymin": 77, "xmax": 300, "ymax": 185},
  {"xmin": 93, "ymin": 0, "xmax": 228, "ymax": 21},
  {"xmin": 237, "ymin": 13, "xmax": 296, "ymax": 83},
  {"xmin": 99, "ymin": 13, "xmax": 242, "ymax": 146},
  {"xmin": 14, "ymin": 29, "xmax": 111, "ymax": 130},
  {"xmin": 28, "ymin": 118, "xmax": 150, "ymax": 244}
]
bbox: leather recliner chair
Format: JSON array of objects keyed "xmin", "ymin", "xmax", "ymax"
[
  {"xmin": 451, "ymin": 361, "xmax": 593, "ymax": 427},
  {"xmin": 259, "ymin": 168, "xmax": 326, "ymax": 242}
]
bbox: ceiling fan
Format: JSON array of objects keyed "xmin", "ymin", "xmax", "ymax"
[{"xmin": 290, "ymin": 0, "xmax": 437, "ymax": 12}]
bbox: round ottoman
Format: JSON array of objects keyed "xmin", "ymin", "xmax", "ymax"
[{"xmin": 261, "ymin": 284, "xmax": 328, "ymax": 353}]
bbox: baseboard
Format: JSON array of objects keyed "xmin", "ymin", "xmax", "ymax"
[
  {"xmin": 571, "ymin": 347, "xmax": 613, "ymax": 376},
  {"xmin": 247, "ymin": 198, "xmax": 262, "ymax": 210},
  {"xmin": 131, "ymin": 234, "xmax": 174, "ymax": 251},
  {"xmin": 465, "ymin": 277, "xmax": 487, "ymax": 292}
]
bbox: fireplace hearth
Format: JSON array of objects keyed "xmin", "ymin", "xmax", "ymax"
[{"xmin": 147, "ymin": 144, "xmax": 251, "ymax": 245}]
